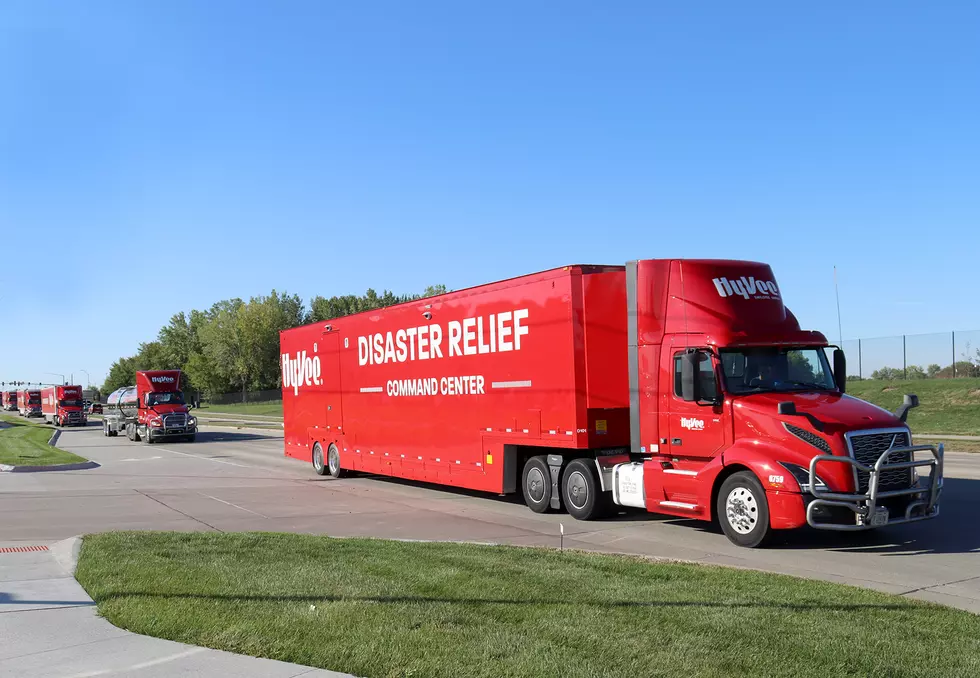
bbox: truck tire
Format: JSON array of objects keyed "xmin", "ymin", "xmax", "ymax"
[
  {"xmin": 327, "ymin": 443, "xmax": 346, "ymax": 478},
  {"xmin": 561, "ymin": 459, "xmax": 608, "ymax": 520},
  {"xmin": 717, "ymin": 471, "xmax": 771, "ymax": 548},
  {"xmin": 312, "ymin": 442, "xmax": 328, "ymax": 476},
  {"xmin": 143, "ymin": 428, "xmax": 153, "ymax": 444},
  {"xmin": 522, "ymin": 456, "xmax": 552, "ymax": 513}
]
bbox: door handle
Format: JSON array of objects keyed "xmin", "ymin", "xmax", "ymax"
[{"xmin": 671, "ymin": 438, "xmax": 682, "ymax": 446}]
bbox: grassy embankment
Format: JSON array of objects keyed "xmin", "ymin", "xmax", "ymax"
[
  {"xmin": 0, "ymin": 415, "xmax": 88, "ymax": 466},
  {"xmin": 196, "ymin": 401, "xmax": 284, "ymax": 418},
  {"xmin": 76, "ymin": 532, "xmax": 980, "ymax": 678}
]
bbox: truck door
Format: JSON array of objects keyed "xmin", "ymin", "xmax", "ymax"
[
  {"xmin": 664, "ymin": 342, "xmax": 726, "ymax": 462},
  {"xmin": 323, "ymin": 333, "xmax": 343, "ymax": 433}
]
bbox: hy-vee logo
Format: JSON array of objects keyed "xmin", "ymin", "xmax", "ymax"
[
  {"xmin": 281, "ymin": 349, "xmax": 322, "ymax": 396},
  {"xmin": 150, "ymin": 376, "xmax": 175, "ymax": 384},
  {"xmin": 680, "ymin": 417, "xmax": 705, "ymax": 431},
  {"xmin": 713, "ymin": 276, "xmax": 779, "ymax": 300}
]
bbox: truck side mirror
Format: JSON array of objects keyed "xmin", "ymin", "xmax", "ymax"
[
  {"xmin": 895, "ymin": 394, "xmax": 919, "ymax": 422},
  {"xmin": 833, "ymin": 349, "xmax": 847, "ymax": 393},
  {"xmin": 681, "ymin": 351, "xmax": 702, "ymax": 402}
]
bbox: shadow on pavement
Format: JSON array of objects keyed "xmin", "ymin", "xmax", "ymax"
[{"xmin": 191, "ymin": 431, "xmax": 282, "ymax": 443}]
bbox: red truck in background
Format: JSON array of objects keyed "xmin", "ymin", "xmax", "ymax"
[
  {"xmin": 279, "ymin": 260, "xmax": 943, "ymax": 547},
  {"xmin": 17, "ymin": 389, "xmax": 43, "ymax": 418},
  {"xmin": 41, "ymin": 385, "xmax": 87, "ymax": 427},
  {"xmin": 103, "ymin": 370, "xmax": 197, "ymax": 443},
  {"xmin": 1, "ymin": 391, "xmax": 17, "ymax": 412}
]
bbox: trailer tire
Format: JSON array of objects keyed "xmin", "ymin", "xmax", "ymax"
[
  {"xmin": 327, "ymin": 443, "xmax": 346, "ymax": 478},
  {"xmin": 561, "ymin": 459, "xmax": 607, "ymax": 520},
  {"xmin": 717, "ymin": 471, "xmax": 771, "ymax": 548},
  {"xmin": 312, "ymin": 442, "xmax": 328, "ymax": 476},
  {"xmin": 522, "ymin": 456, "xmax": 552, "ymax": 513}
]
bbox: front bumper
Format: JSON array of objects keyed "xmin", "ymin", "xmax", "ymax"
[
  {"xmin": 805, "ymin": 443, "xmax": 943, "ymax": 531},
  {"xmin": 26, "ymin": 409, "xmax": 43, "ymax": 418},
  {"xmin": 146, "ymin": 425, "xmax": 196, "ymax": 439}
]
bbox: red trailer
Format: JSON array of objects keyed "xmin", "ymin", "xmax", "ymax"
[
  {"xmin": 40, "ymin": 385, "xmax": 87, "ymax": 427},
  {"xmin": 17, "ymin": 389, "xmax": 42, "ymax": 418},
  {"xmin": 1, "ymin": 391, "xmax": 17, "ymax": 412},
  {"xmin": 280, "ymin": 260, "xmax": 943, "ymax": 547}
]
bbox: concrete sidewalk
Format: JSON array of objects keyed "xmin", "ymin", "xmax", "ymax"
[{"xmin": 0, "ymin": 538, "xmax": 352, "ymax": 678}]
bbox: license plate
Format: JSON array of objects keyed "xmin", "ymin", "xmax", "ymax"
[{"xmin": 870, "ymin": 507, "xmax": 889, "ymax": 527}]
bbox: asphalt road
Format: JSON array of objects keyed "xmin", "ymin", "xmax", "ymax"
[{"xmin": 2, "ymin": 424, "xmax": 978, "ymax": 613}]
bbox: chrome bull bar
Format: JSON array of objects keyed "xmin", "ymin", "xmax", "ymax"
[{"xmin": 805, "ymin": 442, "xmax": 943, "ymax": 531}]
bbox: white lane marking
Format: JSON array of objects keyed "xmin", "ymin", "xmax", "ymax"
[
  {"xmin": 198, "ymin": 492, "xmax": 270, "ymax": 519},
  {"xmin": 491, "ymin": 380, "xmax": 532, "ymax": 389},
  {"xmin": 158, "ymin": 447, "xmax": 255, "ymax": 469},
  {"xmin": 118, "ymin": 456, "xmax": 163, "ymax": 462},
  {"xmin": 359, "ymin": 386, "xmax": 383, "ymax": 393},
  {"xmin": 64, "ymin": 647, "xmax": 207, "ymax": 677}
]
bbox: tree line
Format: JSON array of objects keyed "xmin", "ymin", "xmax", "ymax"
[{"xmin": 101, "ymin": 285, "xmax": 447, "ymax": 399}]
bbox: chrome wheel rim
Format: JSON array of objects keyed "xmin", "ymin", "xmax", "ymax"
[
  {"xmin": 725, "ymin": 487, "xmax": 758, "ymax": 535},
  {"xmin": 328, "ymin": 447, "xmax": 340, "ymax": 475},
  {"xmin": 313, "ymin": 445, "xmax": 324, "ymax": 471}
]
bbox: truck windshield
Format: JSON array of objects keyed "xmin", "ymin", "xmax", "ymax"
[
  {"xmin": 59, "ymin": 399, "xmax": 83, "ymax": 408},
  {"xmin": 720, "ymin": 347, "xmax": 837, "ymax": 394},
  {"xmin": 146, "ymin": 392, "xmax": 185, "ymax": 406},
  {"xmin": 28, "ymin": 395, "xmax": 41, "ymax": 405}
]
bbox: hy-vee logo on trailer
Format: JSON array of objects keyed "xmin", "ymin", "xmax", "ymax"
[
  {"xmin": 712, "ymin": 276, "xmax": 779, "ymax": 300},
  {"xmin": 281, "ymin": 349, "xmax": 322, "ymax": 396}
]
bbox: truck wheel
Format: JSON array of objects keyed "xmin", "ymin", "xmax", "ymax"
[
  {"xmin": 522, "ymin": 456, "xmax": 552, "ymax": 513},
  {"xmin": 718, "ymin": 471, "xmax": 771, "ymax": 548},
  {"xmin": 327, "ymin": 443, "xmax": 346, "ymax": 478},
  {"xmin": 312, "ymin": 442, "xmax": 328, "ymax": 476},
  {"xmin": 561, "ymin": 459, "xmax": 609, "ymax": 520},
  {"xmin": 143, "ymin": 428, "xmax": 153, "ymax": 444}
]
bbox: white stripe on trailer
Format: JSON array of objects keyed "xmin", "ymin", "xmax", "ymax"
[
  {"xmin": 491, "ymin": 380, "xmax": 532, "ymax": 389},
  {"xmin": 359, "ymin": 386, "xmax": 383, "ymax": 393}
]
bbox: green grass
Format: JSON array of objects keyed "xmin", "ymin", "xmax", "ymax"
[
  {"xmin": 0, "ymin": 415, "xmax": 88, "ymax": 466},
  {"xmin": 76, "ymin": 532, "xmax": 980, "ymax": 678},
  {"xmin": 197, "ymin": 401, "xmax": 283, "ymax": 418},
  {"xmin": 847, "ymin": 377, "xmax": 980, "ymax": 435}
]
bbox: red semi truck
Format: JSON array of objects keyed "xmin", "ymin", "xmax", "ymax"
[
  {"xmin": 103, "ymin": 370, "xmax": 197, "ymax": 443},
  {"xmin": 17, "ymin": 389, "xmax": 43, "ymax": 418},
  {"xmin": 279, "ymin": 260, "xmax": 943, "ymax": 547},
  {"xmin": 41, "ymin": 385, "xmax": 87, "ymax": 427},
  {"xmin": 1, "ymin": 391, "xmax": 17, "ymax": 412}
]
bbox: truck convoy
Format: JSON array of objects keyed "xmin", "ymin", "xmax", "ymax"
[
  {"xmin": 1, "ymin": 391, "xmax": 16, "ymax": 412},
  {"xmin": 41, "ymin": 384, "xmax": 87, "ymax": 427},
  {"xmin": 17, "ymin": 389, "xmax": 43, "ymax": 418},
  {"xmin": 103, "ymin": 370, "xmax": 197, "ymax": 443}
]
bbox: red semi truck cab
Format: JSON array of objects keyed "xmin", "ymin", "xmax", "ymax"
[
  {"xmin": 18, "ymin": 389, "xmax": 43, "ymax": 418},
  {"xmin": 103, "ymin": 370, "xmax": 197, "ymax": 443},
  {"xmin": 280, "ymin": 259, "xmax": 942, "ymax": 547},
  {"xmin": 1, "ymin": 391, "xmax": 17, "ymax": 412},
  {"xmin": 41, "ymin": 385, "xmax": 87, "ymax": 427}
]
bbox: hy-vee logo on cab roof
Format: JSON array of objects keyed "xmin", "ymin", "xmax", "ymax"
[
  {"xmin": 712, "ymin": 276, "xmax": 779, "ymax": 300},
  {"xmin": 150, "ymin": 376, "xmax": 175, "ymax": 384}
]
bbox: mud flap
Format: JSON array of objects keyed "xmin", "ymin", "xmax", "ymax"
[{"xmin": 547, "ymin": 454, "xmax": 564, "ymax": 510}]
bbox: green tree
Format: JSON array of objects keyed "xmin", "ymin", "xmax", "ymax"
[{"xmin": 927, "ymin": 364, "xmax": 941, "ymax": 378}]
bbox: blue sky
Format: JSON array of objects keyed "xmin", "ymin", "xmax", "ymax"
[{"xmin": 2, "ymin": 1, "xmax": 978, "ymax": 387}]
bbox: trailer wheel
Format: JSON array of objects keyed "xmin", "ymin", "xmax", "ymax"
[
  {"xmin": 561, "ymin": 459, "xmax": 608, "ymax": 520},
  {"xmin": 327, "ymin": 443, "xmax": 346, "ymax": 478},
  {"xmin": 312, "ymin": 442, "xmax": 328, "ymax": 476},
  {"xmin": 522, "ymin": 456, "xmax": 552, "ymax": 513},
  {"xmin": 717, "ymin": 471, "xmax": 771, "ymax": 548}
]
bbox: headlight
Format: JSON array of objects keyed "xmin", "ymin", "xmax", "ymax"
[
  {"xmin": 149, "ymin": 417, "xmax": 162, "ymax": 428},
  {"xmin": 779, "ymin": 462, "xmax": 828, "ymax": 493},
  {"xmin": 187, "ymin": 417, "xmax": 196, "ymax": 427}
]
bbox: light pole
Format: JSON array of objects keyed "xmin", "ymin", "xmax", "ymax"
[
  {"xmin": 78, "ymin": 370, "xmax": 90, "ymax": 388},
  {"xmin": 44, "ymin": 372, "xmax": 65, "ymax": 385}
]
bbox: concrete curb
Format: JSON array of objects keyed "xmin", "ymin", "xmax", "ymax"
[
  {"xmin": 50, "ymin": 535, "xmax": 83, "ymax": 575},
  {"xmin": 48, "ymin": 428, "xmax": 61, "ymax": 446},
  {"xmin": 0, "ymin": 460, "xmax": 101, "ymax": 472}
]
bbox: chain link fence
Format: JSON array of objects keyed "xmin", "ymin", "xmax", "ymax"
[{"xmin": 845, "ymin": 330, "xmax": 980, "ymax": 380}]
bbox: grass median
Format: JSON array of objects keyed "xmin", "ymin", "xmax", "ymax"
[
  {"xmin": 0, "ymin": 415, "xmax": 88, "ymax": 467},
  {"xmin": 196, "ymin": 401, "xmax": 283, "ymax": 418},
  {"xmin": 76, "ymin": 532, "xmax": 980, "ymax": 678}
]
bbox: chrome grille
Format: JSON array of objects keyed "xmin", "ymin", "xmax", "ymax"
[
  {"xmin": 163, "ymin": 413, "xmax": 187, "ymax": 429},
  {"xmin": 847, "ymin": 430, "xmax": 912, "ymax": 493}
]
